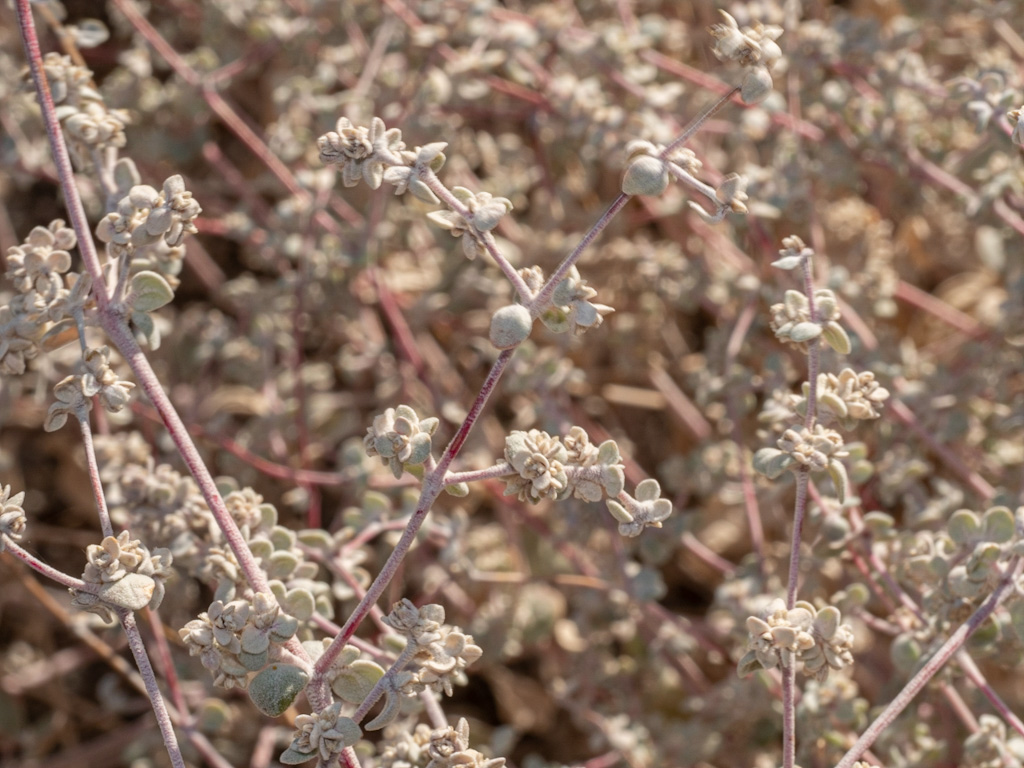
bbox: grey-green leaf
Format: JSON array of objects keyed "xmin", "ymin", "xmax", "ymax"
[
  {"xmin": 247, "ymin": 664, "xmax": 309, "ymax": 717},
  {"xmin": 129, "ymin": 271, "xmax": 175, "ymax": 312}
]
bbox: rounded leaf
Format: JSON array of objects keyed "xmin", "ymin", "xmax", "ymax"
[
  {"xmin": 99, "ymin": 573, "xmax": 155, "ymax": 611},
  {"xmin": 331, "ymin": 659, "xmax": 385, "ymax": 704},
  {"xmin": 822, "ymin": 321, "xmax": 852, "ymax": 354},
  {"xmin": 948, "ymin": 509, "xmax": 981, "ymax": 545},
  {"xmin": 982, "ymin": 506, "xmax": 1015, "ymax": 543},
  {"xmin": 267, "ymin": 550, "xmax": 300, "ymax": 579},
  {"xmin": 297, "ymin": 529, "xmax": 333, "ymax": 549},
  {"xmin": 238, "ymin": 649, "xmax": 270, "ymax": 671},
  {"xmin": 740, "ymin": 65, "xmax": 774, "ymax": 105},
  {"xmin": 283, "ymin": 588, "xmax": 316, "ymax": 622},
  {"xmin": 826, "ymin": 459, "xmax": 849, "ymax": 504},
  {"xmin": 279, "ymin": 747, "xmax": 317, "ymax": 765},
  {"xmin": 241, "ymin": 624, "xmax": 271, "ymax": 655},
  {"xmin": 789, "ymin": 322, "xmax": 823, "ymax": 343},
  {"xmin": 128, "ymin": 271, "xmax": 175, "ymax": 312},
  {"xmin": 247, "ymin": 664, "xmax": 309, "ymax": 717},
  {"xmin": 814, "ymin": 606, "xmax": 841, "ymax": 640}
]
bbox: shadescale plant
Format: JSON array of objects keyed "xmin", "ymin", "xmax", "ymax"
[{"xmin": 2, "ymin": 1, "xmax": 1024, "ymax": 768}]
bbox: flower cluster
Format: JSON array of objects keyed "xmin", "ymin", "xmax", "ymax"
[
  {"xmin": 606, "ymin": 478, "xmax": 674, "ymax": 538},
  {"xmin": 962, "ymin": 714, "xmax": 1021, "ymax": 768},
  {"xmin": 1, "ymin": 219, "xmax": 90, "ymax": 375},
  {"xmin": 0, "ymin": 485, "xmax": 27, "ymax": 551},
  {"xmin": 178, "ymin": 592, "xmax": 300, "ymax": 689},
  {"xmin": 738, "ymin": 598, "xmax": 855, "ymax": 682},
  {"xmin": 423, "ymin": 718, "xmax": 505, "ymax": 768},
  {"xmin": 795, "ymin": 369, "xmax": 890, "ymax": 429},
  {"xmin": 501, "ymin": 427, "xmax": 670, "ymax": 534},
  {"xmin": 768, "ymin": 288, "xmax": 851, "ymax": 355},
  {"xmin": 40, "ymin": 53, "xmax": 128, "ymax": 163},
  {"xmin": 70, "ymin": 531, "xmax": 173, "ymax": 622},
  {"xmin": 427, "ymin": 187, "xmax": 513, "ymax": 260},
  {"xmin": 501, "ymin": 429, "xmax": 569, "ymax": 503},
  {"xmin": 95, "ymin": 175, "xmax": 202, "ymax": 258},
  {"xmin": 317, "ymin": 116, "xmax": 406, "ymax": 188},
  {"xmin": 365, "ymin": 600, "xmax": 484, "ymax": 730},
  {"xmin": 363, "ymin": 405, "xmax": 440, "ymax": 479},
  {"xmin": 280, "ymin": 702, "xmax": 362, "ymax": 767},
  {"xmin": 6, "ymin": 220, "xmax": 75, "ymax": 299},
  {"xmin": 45, "ymin": 346, "xmax": 135, "ymax": 431},
  {"xmin": 708, "ymin": 10, "xmax": 782, "ymax": 104},
  {"xmin": 754, "ymin": 424, "xmax": 851, "ymax": 502},
  {"xmin": 540, "ymin": 266, "xmax": 614, "ymax": 336}
]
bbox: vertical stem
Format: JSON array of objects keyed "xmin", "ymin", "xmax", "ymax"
[
  {"xmin": 121, "ymin": 610, "xmax": 186, "ymax": 768},
  {"xmin": 781, "ymin": 252, "xmax": 821, "ymax": 768},
  {"xmin": 79, "ymin": 415, "xmax": 114, "ymax": 539}
]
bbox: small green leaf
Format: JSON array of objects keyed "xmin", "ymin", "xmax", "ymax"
[
  {"xmin": 331, "ymin": 659, "xmax": 385, "ymax": 704},
  {"xmin": 238, "ymin": 649, "xmax": 269, "ymax": 671},
  {"xmin": 827, "ymin": 459, "xmax": 849, "ymax": 504},
  {"xmin": 753, "ymin": 448, "xmax": 794, "ymax": 480},
  {"xmin": 948, "ymin": 509, "xmax": 981, "ymax": 545},
  {"xmin": 982, "ymin": 506, "xmax": 1015, "ymax": 543},
  {"xmin": 822, "ymin": 321, "xmax": 852, "ymax": 354},
  {"xmin": 444, "ymin": 481, "xmax": 469, "ymax": 497},
  {"xmin": 283, "ymin": 589, "xmax": 315, "ymax": 622},
  {"xmin": 890, "ymin": 634, "xmax": 921, "ymax": 674},
  {"xmin": 248, "ymin": 664, "xmax": 309, "ymax": 717},
  {"xmin": 267, "ymin": 550, "xmax": 300, "ymax": 579},
  {"xmin": 279, "ymin": 747, "xmax": 316, "ymax": 765},
  {"xmin": 129, "ymin": 271, "xmax": 175, "ymax": 312},
  {"xmin": 297, "ymin": 529, "xmax": 333, "ymax": 549}
]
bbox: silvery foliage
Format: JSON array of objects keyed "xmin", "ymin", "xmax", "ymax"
[
  {"xmin": 70, "ymin": 531, "xmax": 174, "ymax": 622},
  {"xmin": 739, "ymin": 598, "xmax": 855, "ymax": 682},
  {"xmin": 365, "ymin": 600, "xmax": 484, "ymax": 731},
  {"xmin": 0, "ymin": 485, "xmax": 27, "ymax": 550},
  {"xmin": 179, "ymin": 591, "xmax": 300, "ymax": 691}
]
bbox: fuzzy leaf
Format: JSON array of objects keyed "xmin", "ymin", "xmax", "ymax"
[
  {"xmin": 789, "ymin": 322, "xmax": 822, "ymax": 343},
  {"xmin": 279, "ymin": 748, "xmax": 316, "ymax": 765},
  {"xmin": 331, "ymin": 660, "xmax": 385, "ymax": 704},
  {"xmin": 129, "ymin": 271, "xmax": 175, "ymax": 312},
  {"xmin": 948, "ymin": 509, "xmax": 981, "ymax": 545},
  {"xmin": 827, "ymin": 459, "xmax": 849, "ymax": 504},
  {"xmin": 238, "ymin": 649, "xmax": 269, "ymax": 671},
  {"xmin": 283, "ymin": 589, "xmax": 315, "ymax": 622},
  {"xmin": 98, "ymin": 573, "xmax": 155, "ymax": 611},
  {"xmin": 364, "ymin": 687, "xmax": 402, "ymax": 731},
  {"xmin": 822, "ymin": 321, "xmax": 852, "ymax": 354},
  {"xmin": 247, "ymin": 664, "xmax": 309, "ymax": 717},
  {"xmin": 982, "ymin": 506, "xmax": 1015, "ymax": 543},
  {"xmin": 297, "ymin": 529, "xmax": 333, "ymax": 549}
]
